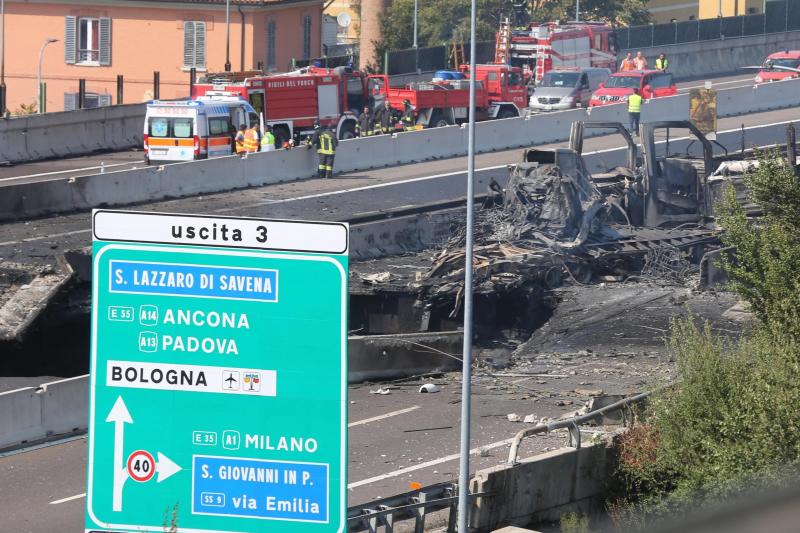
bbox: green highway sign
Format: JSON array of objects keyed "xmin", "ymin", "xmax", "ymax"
[{"xmin": 86, "ymin": 210, "xmax": 349, "ymax": 532}]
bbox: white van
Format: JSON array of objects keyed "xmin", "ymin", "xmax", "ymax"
[
  {"xmin": 529, "ymin": 68, "xmax": 611, "ymax": 112},
  {"xmin": 144, "ymin": 97, "xmax": 260, "ymax": 165}
]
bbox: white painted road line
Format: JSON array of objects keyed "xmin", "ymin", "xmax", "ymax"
[
  {"xmin": 0, "ymin": 228, "xmax": 92, "ymax": 247},
  {"xmin": 347, "ymin": 437, "xmax": 516, "ymax": 489},
  {"xmin": 0, "ymin": 161, "xmax": 141, "ymax": 182},
  {"xmin": 49, "ymin": 492, "xmax": 86, "ymax": 505},
  {"xmin": 348, "ymin": 406, "xmax": 421, "ymax": 428}
]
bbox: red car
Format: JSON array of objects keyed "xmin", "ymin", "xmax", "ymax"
[
  {"xmin": 754, "ymin": 50, "xmax": 800, "ymax": 83},
  {"xmin": 589, "ymin": 70, "xmax": 676, "ymax": 107}
]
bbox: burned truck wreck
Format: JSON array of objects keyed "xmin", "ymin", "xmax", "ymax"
[{"xmin": 404, "ymin": 120, "xmax": 729, "ymax": 341}]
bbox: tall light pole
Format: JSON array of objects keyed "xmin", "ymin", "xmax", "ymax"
[
  {"xmin": 413, "ymin": 0, "xmax": 418, "ymax": 49},
  {"xmin": 457, "ymin": 0, "xmax": 477, "ymax": 529},
  {"xmin": 1, "ymin": 0, "xmax": 6, "ymax": 115},
  {"xmin": 413, "ymin": 0, "xmax": 419, "ymax": 72},
  {"xmin": 225, "ymin": 0, "xmax": 232, "ymax": 72},
  {"xmin": 37, "ymin": 37, "xmax": 57, "ymax": 114}
]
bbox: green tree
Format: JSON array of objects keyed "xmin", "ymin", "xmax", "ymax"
[{"xmin": 612, "ymin": 151, "xmax": 800, "ymax": 525}]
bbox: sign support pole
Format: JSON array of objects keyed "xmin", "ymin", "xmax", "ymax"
[{"xmin": 457, "ymin": 0, "xmax": 477, "ymax": 528}]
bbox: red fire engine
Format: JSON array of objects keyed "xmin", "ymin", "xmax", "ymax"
[
  {"xmin": 369, "ymin": 64, "xmax": 527, "ymax": 128},
  {"xmin": 192, "ymin": 67, "xmax": 370, "ymax": 145},
  {"xmin": 495, "ymin": 20, "xmax": 618, "ymax": 83}
]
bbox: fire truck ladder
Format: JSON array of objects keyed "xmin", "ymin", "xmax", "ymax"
[
  {"xmin": 494, "ymin": 18, "xmax": 512, "ymax": 65},
  {"xmin": 451, "ymin": 36, "xmax": 465, "ymax": 69}
]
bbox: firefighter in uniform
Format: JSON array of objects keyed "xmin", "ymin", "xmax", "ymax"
[
  {"xmin": 308, "ymin": 121, "xmax": 338, "ymax": 178},
  {"xmin": 374, "ymin": 100, "xmax": 395, "ymax": 135},
  {"xmin": 356, "ymin": 106, "xmax": 373, "ymax": 137},
  {"xmin": 401, "ymin": 99, "xmax": 415, "ymax": 131}
]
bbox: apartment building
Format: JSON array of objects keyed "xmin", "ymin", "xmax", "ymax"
[{"xmin": 1, "ymin": 0, "xmax": 324, "ymax": 112}]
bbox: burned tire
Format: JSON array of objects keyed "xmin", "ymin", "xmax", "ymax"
[
  {"xmin": 273, "ymin": 126, "xmax": 291, "ymax": 148},
  {"xmin": 339, "ymin": 122, "xmax": 356, "ymax": 140},
  {"xmin": 429, "ymin": 111, "xmax": 451, "ymax": 128}
]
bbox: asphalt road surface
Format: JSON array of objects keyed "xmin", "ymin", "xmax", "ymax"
[
  {"xmin": 0, "ymin": 72, "xmax": 760, "ymax": 185},
  {"xmin": 0, "ymin": 366, "xmax": 648, "ymax": 533}
]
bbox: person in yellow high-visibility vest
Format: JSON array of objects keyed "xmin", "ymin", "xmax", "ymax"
[
  {"xmin": 234, "ymin": 124, "xmax": 247, "ymax": 154},
  {"xmin": 308, "ymin": 121, "xmax": 338, "ymax": 178},
  {"xmin": 260, "ymin": 124, "xmax": 276, "ymax": 151},
  {"xmin": 628, "ymin": 88, "xmax": 643, "ymax": 136},
  {"xmin": 242, "ymin": 122, "xmax": 260, "ymax": 153}
]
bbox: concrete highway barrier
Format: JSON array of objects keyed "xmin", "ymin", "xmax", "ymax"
[
  {"xmin": 469, "ymin": 438, "xmax": 616, "ymax": 531},
  {"xmin": 0, "ymin": 387, "xmax": 44, "ymax": 450},
  {"xmin": 0, "ymin": 103, "xmax": 146, "ymax": 164},
  {"xmin": 39, "ymin": 376, "xmax": 89, "ymax": 439},
  {"xmin": 620, "ymin": 29, "xmax": 800, "ymax": 81},
  {"xmin": 0, "ymin": 77, "xmax": 798, "ymax": 222}
]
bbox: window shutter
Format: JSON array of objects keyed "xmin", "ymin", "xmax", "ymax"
[
  {"xmin": 195, "ymin": 21, "xmax": 206, "ymax": 69},
  {"xmin": 183, "ymin": 21, "xmax": 195, "ymax": 68},
  {"xmin": 64, "ymin": 93, "xmax": 77, "ymax": 111},
  {"xmin": 65, "ymin": 16, "xmax": 77, "ymax": 64},
  {"xmin": 99, "ymin": 18, "xmax": 112, "ymax": 66}
]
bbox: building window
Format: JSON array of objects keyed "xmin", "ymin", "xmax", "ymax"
[
  {"xmin": 303, "ymin": 15, "xmax": 312, "ymax": 60},
  {"xmin": 78, "ymin": 18, "xmax": 99, "ymax": 62},
  {"xmin": 65, "ymin": 16, "xmax": 111, "ymax": 66},
  {"xmin": 183, "ymin": 21, "xmax": 207, "ymax": 70},
  {"xmin": 267, "ymin": 20, "xmax": 277, "ymax": 69}
]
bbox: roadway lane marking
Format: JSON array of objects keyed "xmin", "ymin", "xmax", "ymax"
[
  {"xmin": 214, "ymin": 165, "xmax": 509, "ymax": 212},
  {"xmin": 678, "ymin": 77, "xmax": 756, "ymax": 91},
  {"xmin": 0, "ymin": 161, "xmax": 141, "ymax": 182},
  {"xmin": 0, "ymin": 228, "xmax": 91, "ymax": 247},
  {"xmin": 348, "ymin": 406, "xmax": 420, "ymax": 428},
  {"xmin": 347, "ymin": 437, "xmax": 516, "ymax": 489},
  {"xmin": 49, "ymin": 492, "xmax": 86, "ymax": 505}
]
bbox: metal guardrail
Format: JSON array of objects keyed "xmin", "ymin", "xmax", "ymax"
[
  {"xmin": 346, "ymin": 482, "xmax": 475, "ymax": 532},
  {"xmin": 507, "ymin": 391, "xmax": 650, "ymax": 465}
]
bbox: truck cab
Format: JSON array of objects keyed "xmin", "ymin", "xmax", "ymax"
[{"xmin": 460, "ymin": 64, "xmax": 528, "ymax": 113}]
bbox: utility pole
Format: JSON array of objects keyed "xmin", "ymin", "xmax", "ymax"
[
  {"xmin": 457, "ymin": 0, "xmax": 477, "ymax": 530},
  {"xmin": 1, "ymin": 0, "xmax": 6, "ymax": 115},
  {"xmin": 225, "ymin": 0, "xmax": 232, "ymax": 72}
]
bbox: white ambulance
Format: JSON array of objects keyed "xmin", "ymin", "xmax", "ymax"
[{"xmin": 143, "ymin": 97, "xmax": 260, "ymax": 165}]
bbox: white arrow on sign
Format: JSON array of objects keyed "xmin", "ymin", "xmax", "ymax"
[
  {"xmin": 106, "ymin": 396, "xmax": 132, "ymax": 512},
  {"xmin": 156, "ymin": 452, "xmax": 182, "ymax": 483},
  {"xmin": 105, "ymin": 396, "xmax": 182, "ymax": 512}
]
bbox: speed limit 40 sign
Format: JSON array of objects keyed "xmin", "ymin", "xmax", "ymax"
[{"xmin": 127, "ymin": 450, "xmax": 155, "ymax": 483}]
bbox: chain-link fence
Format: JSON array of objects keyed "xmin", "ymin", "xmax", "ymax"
[{"xmin": 618, "ymin": 0, "xmax": 800, "ymax": 50}]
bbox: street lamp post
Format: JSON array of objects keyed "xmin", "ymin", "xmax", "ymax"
[
  {"xmin": 1, "ymin": 0, "xmax": 6, "ymax": 115},
  {"xmin": 37, "ymin": 37, "xmax": 57, "ymax": 114},
  {"xmin": 225, "ymin": 0, "xmax": 232, "ymax": 72},
  {"xmin": 413, "ymin": 0, "xmax": 419, "ymax": 72}
]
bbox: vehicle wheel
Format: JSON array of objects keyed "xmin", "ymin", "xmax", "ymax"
[
  {"xmin": 497, "ymin": 108, "xmax": 517, "ymax": 119},
  {"xmin": 339, "ymin": 123, "xmax": 356, "ymax": 140},
  {"xmin": 429, "ymin": 112, "xmax": 451, "ymax": 128}
]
